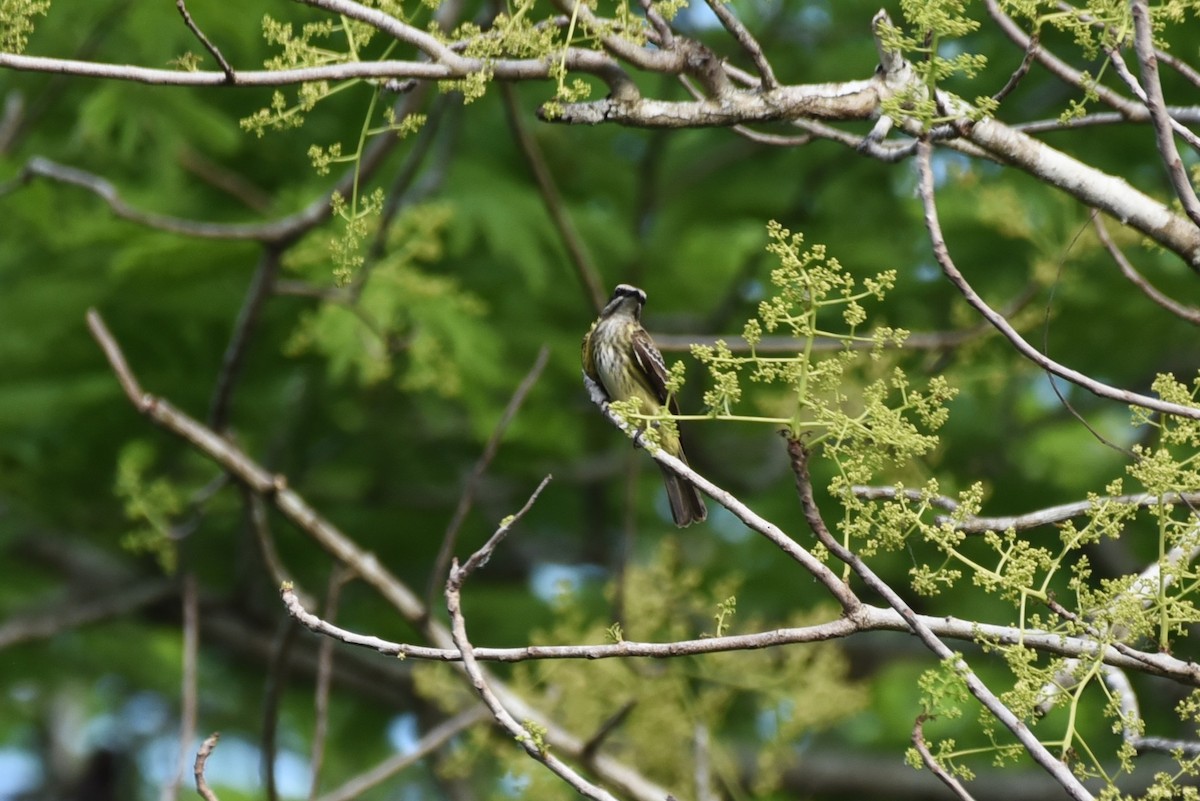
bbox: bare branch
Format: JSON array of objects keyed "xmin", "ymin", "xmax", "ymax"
[
  {"xmin": 583, "ymin": 373, "xmax": 861, "ymax": 612},
  {"xmin": 1103, "ymin": 665, "xmax": 1200, "ymax": 756},
  {"xmin": 0, "ymin": 579, "xmax": 172, "ymax": 650},
  {"xmin": 425, "ymin": 347, "xmax": 552, "ymax": 610},
  {"xmin": 315, "ymin": 708, "xmax": 489, "ymax": 801},
  {"xmin": 693, "ymin": 723, "xmax": 717, "ymax": 801},
  {"xmin": 1093, "ymin": 214, "xmax": 1200, "ymax": 325},
  {"xmin": 162, "ymin": 573, "xmax": 200, "ymax": 801},
  {"xmin": 287, "ymin": 583, "xmax": 856, "ymax": 660},
  {"xmin": 983, "ymin": 0, "xmax": 1142, "ymax": 117},
  {"xmin": 455, "ymin": 476, "xmax": 553, "ymax": 582},
  {"xmin": 87, "ymin": 308, "xmax": 431, "ymax": 619},
  {"xmin": 1130, "ymin": 0, "xmax": 1200, "ymax": 227},
  {"xmin": 280, "ymin": 583, "xmax": 1200, "ymax": 682},
  {"xmin": 853, "ymin": 485, "xmax": 1200, "ymax": 534},
  {"xmin": 499, "ymin": 83, "xmax": 607, "ymax": 313},
  {"xmin": 913, "ymin": 715, "xmax": 977, "ymax": 801},
  {"xmin": 915, "ymin": 140, "xmax": 1200, "ymax": 420},
  {"xmin": 548, "ymin": 78, "xmax": 882, "ymax": 127},
  {"xmin": 959, "ymin": 117, "xmax": 1200, "ymax": 269},
  {"xmin": 1106, "ymin": 46, "xmax": 1200, "ymax": 153},
  {"xmin": 676, "ymin": 74, "xmax": 812, "ymax": 146},
  {"xmin": 194, "ymin": 733, "xmax": 222, "ymax": 801},
  {"xmin": 702, "ymin": 0, "xmax": 778, "ymax": 90},
  {"xmin": 209, "ymin": 247, "xmax": 283, "ymax": 431},
  {"xmin": 310, "ymin": 568, "xmax": 353, "ymax": 801},
  {"xmin": 86, "ymin": 309, "xmax": 674, "ymax": 801},
  {"xmin": 581, "ymin": 701, "xmax": 637, "ymax": 764},
  {"xmin": 637, "ymin": 0, "xmax": 674, "ymax": 50},
  {"xmin": 175, "ymin": 0, "xmax": 234, "ymax": 81},
  {"xmin": 447, "ymin": 551, "xmax": 620, "ymax": 801},
  {"xmin": 0, "ymin": 91, "xmax": 24, "ymax": 154},
  {"xmin": 1010, "ymin": 108, "xmax": 1200, "ymax": 134},
  {"xmin": 990, "ymin": 31, "xmax": 1038, "ymax": 107},
  {"xmin": 0, "ymin": 48, "xmax": 632, "ymax": 94},
  {"xmin": 786, "ymin": 438, "xmax": 1094, "ymax": 801},
  {"xmin": 263, "ymin": 621, "xmax": 299, "ymax": 801},
  {"xmin": 653, "ymin": 326, "xmax": 991, "ymax": 354},
  {"xmin": 8, "ymin": 157, "xmax": 296, "ymax": 241}
]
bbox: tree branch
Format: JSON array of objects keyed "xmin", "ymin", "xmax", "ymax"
[
  {"xmin": 446, "ymin": 486, "xmax": 620, "ymax": 801},
  {"xmin": 1093, "ymin": 214, "xmax": 1200, "ymax": 325},
  {"xmin": 85, "ymin": 308, "xmax": 675, "ymax": 801},
  {"xmin": 786, "ymin": 438, "xmax": 1093, "ymax": 801},
  {"xmin": 1130, "ymin": 0, "xmax": 1200, "ymax": 228},
  {"xmin": 194, "ymin": 733, "xmax": 222, "ymax": 801},
  {"xmin": 915, "ymin": 139, "xmax": 1200, "ymax": 419},
  {"xmin": 913, "ymin": 715, "xmax": 977, "ymax": 801},
  {"xmin": 314, "ymin": 708, "xmax": 489, "ymax": 801},
  {"xmin": 175, "ymin": 0, "xmax": 234, "ymax": 81}
]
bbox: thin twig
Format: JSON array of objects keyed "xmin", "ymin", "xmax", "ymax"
[
  {"xmin": 1106, "ymin": 45, "xmax": 1200, "ymax": 153},
  {"xmin": 580, "ymin": 701, "xmax": 637, "ymax": 764},
  {"xmin": 0, "ymin": 37, "xmax": 633, "ymax": 91},
  {"xmin": 652, "ymin": 326, "xmax": 991, "ymax": 354},
  {"xmin": 314, "ymin": 708, "xmax": 489, "ymax": 801},
  {"xmin": 175, "ymin": 0, "xmax": 234, "ymax": 81},
  {"xmin": 263, "ymin": 620, "xmax": 299, "ymax": 801},
  {"xmin": 246, "ymin": 490, "xmax": 296, "ymax": 590},
  {"xmin": 11, "ymin": 93, "xmax": 412, "ymax": 246},
  {"xmin": 446, "ymin": 486, "xmax": 620, "ymax": 801},
  {"xmin": 163, "ymin": 573, "xmax": 200, "ymax": 801},
  {"xmin": 702, "ymin": 0, "xmax": 778, "ymax": 89},
  {"xmin": 209, "ymin": 247, "xmax": 283, "ymax": 431},
  {"xmin": 853, "ymin": 485, "xmax": 1200, "ymax": 534},
  {"xmin": 914, "ymin": 140, "xmax": 1200, "ymax": 420},
  {"xmin": 637, "ymin": 0, "xmax": 674, "ymax": 49},
  {"xmin": 1156, "ymin": 48, "xmax": 1200, "ymax": 90},
  {"xmin": 425, "ymin": 346, "xmax": 551, "ymax": 611},
  {"xmin": 786, "ymin": 438, "xmax": 1094, "ymax": 801},
  {"xmin": 178, "ymin": 146, "xmax": 273, "ymax": 213},
  {"xmin": 982, "ymin": 0, "xmax": 1141, "ymax": 117},
  {"xmin": 8, "ymin": 157, "xmax": 305, "ymax": 242},
  {"xmin": 912, "ymin": 715, "xmax": 976, "ymax": 801},
  {"xmin": 499, "ymin": 82, "xmax": 606, "ymax": 313},
  {"xmin": 455, "ymin": 475, "xmax": 553, "ymax": 581},
  {"xmin": 1102, "ymin": 665, "xmax": 1200, "ymax": 756},
  {"xmin": 693, "ymin": 723, "xmax": 716, "ymax": 801},
  {"xmin": 85, "ymin": 309, "xmax": 674, "ymax": 801},
  {"xmin": 991, "ymin": 33, "xmax": 1038, "ymax": 106},
  {"xmin": 0, "ymin": 579, "xmax": 173, "ymax": 649},
  {"xmin": 1130, "ymin": 0, "xmax": 1200, "ymax": 227},
  {"xmin": 280, "ymin": 584, "xmax": 1200, "ymax": 681},
  {"xmin": 446, "ymin": 579, "xmax": 621, "ymax": 800},
  {"xmin": 0, "ymin": 91, "xmax": 24, "ymax": 154},
  {"xmin": 1093, "ymin": 214, "xmax": 1200, "ymax": 325},
  {"xmin": 584, "ymin": 372, "xmax": 861, "ymax": 611},
  {"xmin": 310, "ymin": 567, "xmax": 354, "ymax": 801},
  {"xmin": 677, "ymin": 75, "xmax": 810, "ymax": 146},
  {"xmin": 194, "ymin": 733, "xmax": 222, "ymax": 801},
  {"xmin": 87, "ymin": 308, "xmax": 431, "ymax": 620}
]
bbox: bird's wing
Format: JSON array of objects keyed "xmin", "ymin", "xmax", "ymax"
[
  {"xmin": 581, "ymin": 323, "xmax": 598, "ymax": 381},
  {"xmin": 631, "ymin": 327, "xmax": 679, "ymax": 413}
]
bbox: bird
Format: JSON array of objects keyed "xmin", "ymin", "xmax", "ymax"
[{"xmin": 582, "ymin": 284, "xmax": 708, "ymax": 527}]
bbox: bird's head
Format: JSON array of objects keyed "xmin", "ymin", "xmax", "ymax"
[{"xmin": 601, "ymin": 283, "xmax": 647, "ymax": 320}]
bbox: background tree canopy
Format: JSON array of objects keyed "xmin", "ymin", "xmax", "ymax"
[{"xmin": 4, "ymin": 0, "xmax": 1200, "ymax": 799}]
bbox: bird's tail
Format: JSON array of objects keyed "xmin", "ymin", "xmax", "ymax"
[{"xmin": 659, "ymin": 463, "xmax": 707, "ymax": 527}]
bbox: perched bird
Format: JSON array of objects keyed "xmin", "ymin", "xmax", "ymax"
[{"xmin": 582, "ymin": 284, "xmax": 708, "ymax": 527}]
